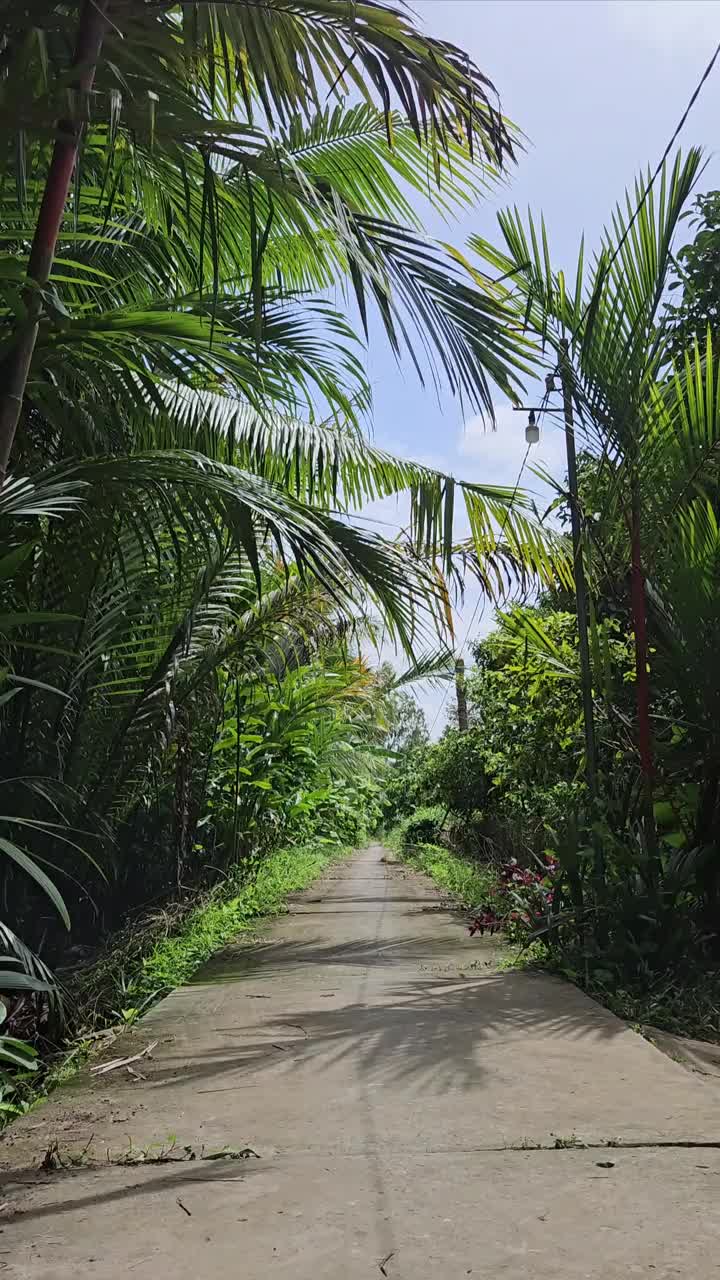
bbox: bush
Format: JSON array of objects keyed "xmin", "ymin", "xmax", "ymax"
[
  {"xmin": 415, "ymin": 728, "xmax": 491, "ymax": 817},
  {"xmin": 469, "ymin": 856, "xmax": 558, "ymax": 943},
  {"xmin": 397, "ymin": 805, "xmax": 446, "ymax": 849}
]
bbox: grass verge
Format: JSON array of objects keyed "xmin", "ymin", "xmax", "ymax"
[
  {"xmin": 500, "ymin": 944, "xmax": 720, "ymax": 1045},
  {"xmin": 2, "ymin": 839, "xmax": 352, "ymax": 1124},
  {"xmin": 134, "ymin": 841, "xmax": 349, "ymax": 999},
  {"xmin": 389, "ymin": 834, "xmax": 496, "ymax": 907},
  {"xmin": 389, "ymin": 830, "xmax": 720, "ymax": 1044}
]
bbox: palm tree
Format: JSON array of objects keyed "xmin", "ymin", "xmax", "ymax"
[
  {"xmin": 470, "ymin": 149, "xmax": 720, "ymax": 885},
  {"xmin": 0, "ymin": 0, "xmax": 523, "ymax": 481},
  {"xmin": 1, "ymin": 1, "xmax": 568, "ymax": 586},
  {"xmin": 0, "ymin": 1, "xmax": 575, "ymax": 1045}
]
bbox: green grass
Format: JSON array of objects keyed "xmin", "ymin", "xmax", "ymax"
[
  {"xmin": 498, "ymin": 942, "xmax": 720, "ymax": 1044},
  {"xmin": 392, "ymin": 837, "xmax": 496, "ymax": 907},
  {"xmin": 391, "ymin": 827, "xmax": 720, "ymax": 1045},
  {"xmin": 496, "ymin": 941, "xmax": 551, "ymax": 971},
  {"xmin": 135, "ymin": 841, "xmax": 349, "ymax": 998},
  {"xmin": 1, "ymin": 839, "xmax": 352, "ymax": 1127}
]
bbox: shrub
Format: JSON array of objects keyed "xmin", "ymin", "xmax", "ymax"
[
  {"xmin": 397, "ymin": 805, "xmax": 446, "ymax": 849},
  {"xmin": 414, "ymin": 729, "xmax": 491, "ymax": 817},
  {"xmin": 468, "ymin": 855, "xmax": 558, "ymax": 943}
]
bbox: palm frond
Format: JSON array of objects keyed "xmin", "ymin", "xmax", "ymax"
[{"xmin": 386, "ymin": 648, "xmax": 455, "ymax": 689}]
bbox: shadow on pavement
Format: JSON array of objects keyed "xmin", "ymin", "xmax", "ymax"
[{"xmin": 135, "ymin": 967, "xmax": 625, "ymax": 1098}]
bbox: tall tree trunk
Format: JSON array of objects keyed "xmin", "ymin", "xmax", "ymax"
[
  {"xmin": 695, "ymin": 763, "xmax": 720, "ymax": 920},
  {"xmin": 0, "ymin": 0, "xmax": 109, "ymax": 487},
  {"xmin": 454, "ymin": 657, "xmax": 468, "ymax": 731},
  {"xmin": 695, "ymin": 765, "xmax": 719, "ymax": 847},
  {"xmin": 559, "ymin": 340, "xmax": 605, "ymax": 922}
]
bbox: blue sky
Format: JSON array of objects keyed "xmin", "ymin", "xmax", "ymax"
[{"xmin": 358, "ymin": 0, "xmax": 720, "ymax": 733}]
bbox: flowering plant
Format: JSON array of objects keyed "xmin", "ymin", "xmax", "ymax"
[{"xmin": 468, "ymin": 856, "xmax": 558, "ymax": 943}]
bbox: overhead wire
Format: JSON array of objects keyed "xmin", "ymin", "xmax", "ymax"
[
  {"xmin": 426, "ymin": 38, "xmax": 720, "ymax": 737},
  {"xmin": 536, "ymin": 38, "xmax": 720, "ymax": 584},
  {"xmin": 538, "ymin": 36, "xmax": 720, "ymax": 413},
  {"xmin": 531, "ymin": 35, "xmax": 720, "ymax": 475}
]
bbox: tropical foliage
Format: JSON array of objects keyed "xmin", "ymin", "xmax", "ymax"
[
  {"xmin": 8, "ymin": 0, "xmax": 719, "ymax": 1086},
  {"xmin": 389, "ymin": 164, "xmax": 720, "ymax": 1036},
  {"xmin": 1, "ymin": 1, "xmax": 567, "ymax": 1083}
]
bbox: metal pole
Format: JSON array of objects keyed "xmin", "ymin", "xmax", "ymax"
[{"xmin": 559, "ymin": 340, "xmax": 600, "ymax": 804}]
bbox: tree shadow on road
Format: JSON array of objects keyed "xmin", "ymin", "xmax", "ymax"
[{"xmin": 130, "ymin": 953, "xmax": 628, "ymax": 1099}]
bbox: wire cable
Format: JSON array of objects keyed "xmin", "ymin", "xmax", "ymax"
[
  {"xmin": 427, "ymin": 39, "xmax": 720, "ymax": 737},
  {"xmin": 535, "ymin": 38, "xmax": 720, "ymax": 427}
]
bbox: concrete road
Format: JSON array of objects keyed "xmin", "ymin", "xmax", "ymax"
[{"xmin": 3, "ymin": 845, "xmax": 720, "ymax": 1278}]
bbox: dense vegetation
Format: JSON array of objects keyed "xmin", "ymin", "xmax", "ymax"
[
  {"xmin": 390, "ymin": 177, "xmax": 720, "ymax": 1040},
  {"xmin": 1, "ymin": 1, "xmax": 564, "ymax": 1101},
  {"xmin": 3, "ymin": 2, "xmax": 720, "ymax": 1115}
]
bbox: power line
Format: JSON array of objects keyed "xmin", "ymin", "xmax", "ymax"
[
  {"xmin": 428, "ymin": 37, "xmax": 720, "ymax": 738},
  {"xmin": 514, "ymin": 36, "xmax": 720, "ymax": 572},
  {"xmin": 542, "ymin": 37, "xmax": 720, "ymax": 580},
  {"xmin": 535, "ymin": 37, "xmax": 720, "ymax": 426}
]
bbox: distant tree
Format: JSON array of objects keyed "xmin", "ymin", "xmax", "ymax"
[
  {"xmin": 384, "ymin": 691, "xmax": 429, "ymax": 755},
  {"xmin": 376, "ymin": 664, "xmax": 429, "ymax": 755},
  {"xmin": 666, "ymin": 190, "xmax": 720, "ymax": 361},
  {"xmin": 416, "ymin": 728, "xmax": 490, "ymax": 819}
]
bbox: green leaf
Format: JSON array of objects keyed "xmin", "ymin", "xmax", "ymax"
[
  {"xmin": 0, "ymin": 541, "xmax": 36, "ymax": 582},
  {"xmin": 0, "ymin": 1037, "xmax": 39, "ymax": 1070},
  {"xmin": 0, "ymin": 837, "xmax": 70, "ymax": 929}
]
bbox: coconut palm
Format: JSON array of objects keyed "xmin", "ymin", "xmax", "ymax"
[
  {"xmin": 470, "ymin": 148, "xmax": 720, "ymax": 888},
  {"xmin": 0, "ymin": 0, "xmax": 524, "ymax": 477},
  {"xmin": 0, "ymin": 1, "xmax": 579, "ymax": 1060}
]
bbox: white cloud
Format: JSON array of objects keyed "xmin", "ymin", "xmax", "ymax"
[
  {"xmin": 351, "ymin": 437, "xmax": 459, "ymax": 535},
  {"xmin": 352, "ymin": 405, "xmax": 573, "ymax": 735},
  {"xmin": 353, "ymin": 490, "xmax": 412, "ymax": 537}
]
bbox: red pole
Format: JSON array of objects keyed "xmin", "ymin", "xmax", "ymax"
[
  {"xmin": 629, "ymin": 486, "xmax": 653, "ymax": 782},
  {"xmin": 0, "ymin": 0, "xmax": 110, "ymax": 486},
  {"xmin": 629, "ymin": 480, "xmax": 659, "ymax": 879}
]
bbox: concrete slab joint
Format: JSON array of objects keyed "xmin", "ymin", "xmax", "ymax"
[{"xmin": 2, "ymin": 844, "xmax": 719, "ymax": 1278}]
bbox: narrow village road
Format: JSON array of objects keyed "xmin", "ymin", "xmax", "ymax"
[{"xmin": 3, "ymin": 845, "xmax": 720, "ymax": 1277}]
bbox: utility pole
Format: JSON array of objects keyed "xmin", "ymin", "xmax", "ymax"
[
  {"xmin": 455, "ymin": 657, "xmax": 468, "ymax": 731},
  {"xmin": 558, "ymin": 340, "xmax": 604, "ymax": 896}
]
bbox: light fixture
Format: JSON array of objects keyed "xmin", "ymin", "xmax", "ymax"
[{"xmin": 525, "ymin": 409, "xmax": 539, "ymax": 445}]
